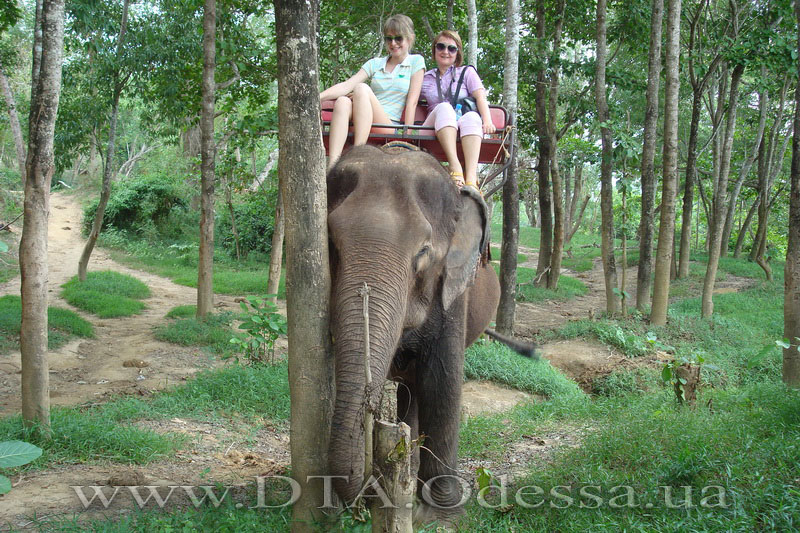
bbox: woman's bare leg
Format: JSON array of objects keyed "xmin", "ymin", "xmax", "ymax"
[
  {"xmin": 328, "ymin": 96, "xmax": 353, "ymax": 169},
  {"xmin": 461, "ymin": 134, "xmax": 481, "ymax": 186},
  {"xmin": 352, "ymin": 83, "xmax": 393, "ymax": 145}
]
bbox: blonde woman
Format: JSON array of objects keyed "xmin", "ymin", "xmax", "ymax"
[{"xmin": 320, "ymin": 14, "xmax": 425, "ymax": 169}]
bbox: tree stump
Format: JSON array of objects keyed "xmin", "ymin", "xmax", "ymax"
[
  {"xmin": 371, "ymin": 382, "xmax": 413, "ymax": 533},
  {"xmin": 674, "ymin": 363, "xmax": 700, "ymax": 407}
]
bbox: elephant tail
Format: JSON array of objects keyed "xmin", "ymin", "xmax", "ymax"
[{"xmin": 484, "ymin": 328, "xmax": 539, "ymax": 359}]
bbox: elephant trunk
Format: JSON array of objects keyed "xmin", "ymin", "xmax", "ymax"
[{"xmin": 328, "ymin": 261, "xmax": 408, "ymax": 502}]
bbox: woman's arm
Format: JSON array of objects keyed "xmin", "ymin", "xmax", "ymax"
[
  {"xmin": 403, "ymin": 68, "xmax": 425, "ymax": 126},
  {"xmin": 472, "ymin": 88, "xmax": 496, "ymax": 134},
  {"xmin": 319, "ymin": 69, "xmax": 369, "ymax": 102}
]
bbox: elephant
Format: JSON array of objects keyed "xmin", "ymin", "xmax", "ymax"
[{"xmin": 326, "ymin": 144, "xmax": 534, "ymax": 521}]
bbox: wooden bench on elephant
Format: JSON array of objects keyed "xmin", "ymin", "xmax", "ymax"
[{"xmin": 321, "ymin": 100, "xmax": 515, "ymax": 197}]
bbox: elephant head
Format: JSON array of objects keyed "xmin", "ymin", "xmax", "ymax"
[{"xmin": 326, "ymin": 145, "xmax": 489, "ymax": 503}]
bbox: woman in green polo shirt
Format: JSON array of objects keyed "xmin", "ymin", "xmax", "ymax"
[{"xmin": 320, "ymin": 14, "xmax": 425, "ymax": 169}]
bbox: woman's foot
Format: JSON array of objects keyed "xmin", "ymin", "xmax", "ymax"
[{"xmin": 449, "ymin": 170, "xmax": 465, "ymax": 188}]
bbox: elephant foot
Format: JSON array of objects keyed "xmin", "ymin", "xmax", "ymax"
[{"xmin": 412, "ymin": 501, "xmax": 465, "ymax": 531}]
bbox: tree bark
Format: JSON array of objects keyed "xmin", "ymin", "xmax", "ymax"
[
  {"xmin": 733, "ymin": 192, "xmax": 760, "ymax": 258},
  {"xmin": 678, "ymin": 0, "xmax": 723, "ymax": 278},
  {"xmin": 595, "ymin": 0, "xmax": 619, "ymax": 315},
  {"xmin": 701, "ymin": 63, "xmax": 743, "ymax": 318},
  {"xmin": 533, "ymin": 0, "xmax": 552, "ymax": 285},
  {"xmin": 77, "ymin": 0, "xmax": 130, "ymax": 281},
  {"xmin": 650, "ymin": 0, "xmax": 681, "ymax": 326},
  {"xmin": 266, "ymin": 192, "xmax": 284, "ymax": 304},
  {"xmin": 0, "ymin": 68, "xmax": 27, "ymax": 183},
  {"xmin": 636, "ymin": 0, "xmax": 663, "ymax": 309},
  {"xmin": 721, "ymin": 80, "xmax": 771, "ymax": 257},
  {"xmin": 496, "ymin": 0, "xmax": 520, "ymax": 335},
  {"xmin": 274, "ymin": 0, "xmax": 335, "ymax": 528},
  {"xmin": 466, "ymin": 0, "xmax": 478, "ymax": 67},
  {"xmin": 547, "ymin": 0, "xmax": 566, "ymax": 290},
  {"xmin": 784, "ymin": 0, "xmax": 800, "ymax": 387},
  {"xmin": 20, "ymin": 0, "xmax": 65, "ymax": 431},
  {"xmin": 196, "ymin": 0, "xmax": 216, "ymax": 318}
]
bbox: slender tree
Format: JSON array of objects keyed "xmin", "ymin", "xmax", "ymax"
[
  {"xmin": 701, "ymin": 62, "xmax": 743, "ymax": 318},
  {"xmin": 635, "ymin": 0, "xmax": 663, "ymax": 310},
  {"xmin": 77, "ymin": 0, "xmax": 131, "ymax": 281},
  {"xmin": 784, "ymin": 0, "xmax": 800, "ymax": 387},
  {"xmin": 650, "ymin": 0, "xmax": 681, "ymax": 326},
  {"xmin": 274, "ymin": 0, "xmax": 334, "ymax": 528},
  {"xmin": 496, "ymin": 0, "xmax": 520, "ymax": 335},
  {"xmin": 466, "ymin": 0, "xmax": 478, "ymax": 66},
  {"xmin": 0, "ymin": 67, "xmax": 26, "ymax": 182},
  {"xmin": 594, "ymin": 0, "xmax": 619, "ymax": 315},
  {"xmin": 266, "ymin": 193, "xmax": 284, "ymax": 303},
  {"xmin": 20, "ymin": 0, "xmax": 65, "ymax": 430},
  {"xmin": 196, "ymin": 0, "xmax": 216, "ymax": 318}
]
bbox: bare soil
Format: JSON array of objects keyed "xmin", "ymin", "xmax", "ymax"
[{"xmin": 0, "ymin": 194, "xmax": 744, "ymax": 527}]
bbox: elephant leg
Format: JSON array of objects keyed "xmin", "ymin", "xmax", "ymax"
[{"xmin": 415, "ymin": 298, "xmax": 468, "ymax": 513}]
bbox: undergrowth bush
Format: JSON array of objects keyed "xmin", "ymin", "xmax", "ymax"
[
  {"xmin": 217, "ymin": 188, "xmax": 278, "ymax": 257},
  {"xmin": 82, "ymin": 174, "xmax": 188, "ymax": 237}
]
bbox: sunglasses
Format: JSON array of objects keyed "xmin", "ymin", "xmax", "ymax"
[
  {"xmin": 384, "ymin": 35, "xmax": 404, "ymax": 44},
  {"xmin": 435, "ymin": 42, "xmax": 458, "ymax": 53}
]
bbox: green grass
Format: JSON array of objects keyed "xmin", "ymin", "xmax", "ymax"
[
  {"xmin": 465, "ymin": 341, "xmax": 584, "ymax": 399},
  {"xmin": 61, "ymin": 271, "xmax": 150, "ymax": 318},
  {"xmin": 0, "ymin": 407, "xmax": 186, "ymax": 471},
  {"xmin": 490, "ymin": 246, "xmax": 527, "ymax": 264},
  {"xmin": 514, "ymin": 266, "xmax": 589, "ymax": 302},
  {"xmin": 102, "ymin": 363, "xmax": 291, "ymax": 423},
  {"xmin": 99, "ymin": 232, "xmax": 286, "ymax": 298},
  {"xmin": 165, "ymin": 304, "xmax": 197, "ymax": 319},
  {"xmin": 461, "ymin": 383, "xmax": 800, "ymax": 531},
  {"xmin": 153, "ymin": 311, "xmax": 239, "ymax": 355},
  {"xmin": 0, "ymin": 295, "xmax": 94, "ymax": 354}
]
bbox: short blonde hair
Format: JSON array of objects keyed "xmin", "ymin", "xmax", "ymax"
[
  {"xmin": 432, "ymin": 30, "xmax": 463, "ymax": 67},
  {"xmin": 384, "ymin": 14, "xmax": 416, "ymax": 50}
]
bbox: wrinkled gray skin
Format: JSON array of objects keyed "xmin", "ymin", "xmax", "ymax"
[{"xmin": 327, "ymin": 145, "xmax": 500, "ymax": 521}]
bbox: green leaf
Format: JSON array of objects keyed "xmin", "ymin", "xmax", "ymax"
[
  {"xmin": 661, "ymin": 366, "xmax": 672, "ymax": 382},
  {"xmin": 0, "ymin": 241, "xmax": 8, "ymax": 253},
  {"xmin": 776, "ymin": 339, "xmax": 791, "ymax": 349},
  {"xmin": 0, "ymin": 441, "xmax": 43, "ymax": 468},
  {"xmin": 476, "ymin": 467, "xmax": 493, "ymax": 492},
  {"xmin": 0, "ymin": 474, "xmax": 10, "ymax": 495}
]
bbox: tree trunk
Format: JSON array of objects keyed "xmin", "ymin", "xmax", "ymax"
[
  {"xmin": 678, "ymin": 1, "xmax": 722, "ymax": 278},
  {"xmin": 595, "ymin": 0, "xmax": 619, "ymax": 315},
  {"xmin": 636, "ymin": 0, "xmax": 663, "ymax": 309},
  {"xmin": 197, "ymin": 0, "xmax": 216, "ymax": 318},
  {"xmin": 274, "ymin": 0, "xmax": 335, "ymax": 528},
  {"xmin": 733, "ymin": 192, "xmax": 759, "ymax": 258},
  {"xmin": 701, "ymin": 64, "xmax": 743, "ymax": 318},
  {"xmin": 533, "ymin": 0, "xmax": 552, "ymax": 286},
  {"xmin": 466, "ymin": 0, "xmax": 478, "ymax": 67},
  {"xmin": 496, "ymin": 0, "xmax": 520, "ymax": 335},
  {"xmin": 0, "ymin": 67, "xmax": 27, "ymax": 183},
  {"xmin": 20, "ymin": 0, "xmax": 65, "ymax": 432},
  {"xmin": 547, "ymin": 0, "xmax": 566, "ymax": 290},
  {"xmin": 721, "ymin": 81, "xmax": 771, "ymax": 257},
  {"xmin": 78, "ymin": 0, "xmax": 130, "ymax": 282},
  {"xmin": 784, "ymin": 0, "xmax": 800, "ymax": 386},
  {"xmin": 266, "ymin": 192, "xmax": 284, "ymax": 303},
  {"xmin": 650, "ymin": 0, "xmax": 681, "ymax": 326}
]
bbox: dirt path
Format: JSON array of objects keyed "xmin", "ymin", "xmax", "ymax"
[{"xmin": 0, "ymin": 192, "xmax": 248, "ymax": 415}]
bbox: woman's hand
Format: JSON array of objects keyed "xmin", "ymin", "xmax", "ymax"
[{"xmin": 482, "ymin": 119, "xmax": 496, "ymax": 135}]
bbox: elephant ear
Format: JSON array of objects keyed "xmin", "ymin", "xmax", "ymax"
[{"xmin": 442, "ymin": 187, "xmax": 491, "ymax": 311}]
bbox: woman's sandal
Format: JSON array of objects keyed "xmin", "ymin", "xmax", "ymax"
[
  {"xmin": 464, "ymin": 181, "xmax": 484, "ymax": 197},
  {"xmin": 449, "ymin": 171, "xmax": 465, "ymax": 188}
]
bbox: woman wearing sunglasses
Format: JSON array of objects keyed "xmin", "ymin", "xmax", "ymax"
[
  {"xmin": 420, "ymin": 30, "xmax": 496, "ymax": 189},
  {"xmin": 319, "ymin": 14, "xmax": 425, "ymax": 169}
]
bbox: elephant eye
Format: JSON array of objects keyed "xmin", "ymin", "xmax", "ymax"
[{"xmin": 413, "ymin": 245, "xmax": 431, "ymax": 274}]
